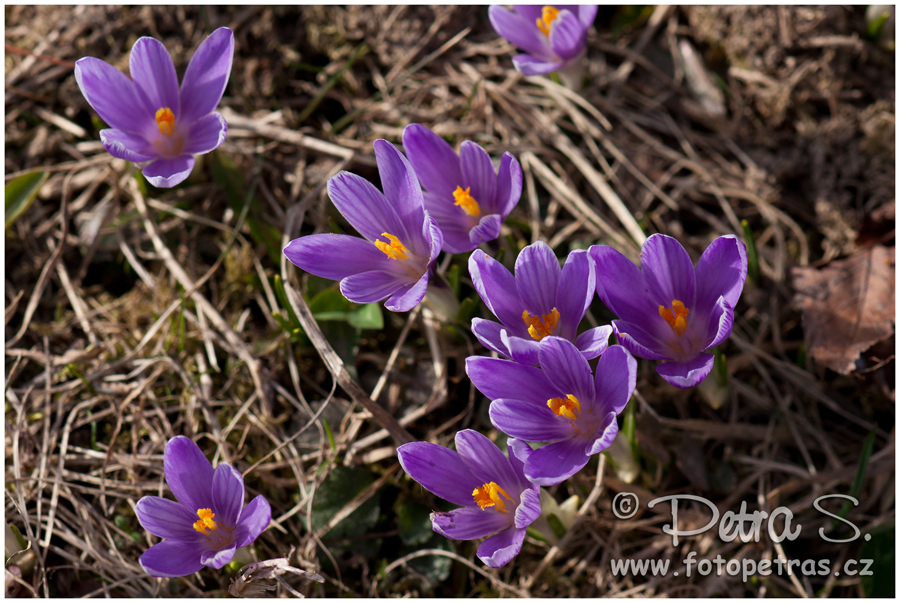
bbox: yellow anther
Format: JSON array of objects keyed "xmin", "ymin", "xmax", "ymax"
[
  {"xmin": 472, "ymin": 481, "xmax": 512, "ymax": 513},
  {"xmin": 522, "ymin": 307, "xmax": 560, "ymax": 341},
  {"xmin": 453, "ymin": 186, "xmax": 481, "ymax": 217},
  {"xmin": 547, "ymin": 394, "xmax": 581, "ymax": 421},
  {"xmin": 536, "ymin": 6, "xmax": 560, "ymax": 36},
  {"xmin": 658, "ymin": 299, "xmax": 689, "ymax": 336},
  {"xmin": 374, "ymin": 232, "xmax": 409, "ymax": 260},
  {"xmin": 192, "ymin": 508, "xmax": 217, "ymax": 534},
  {"xmin": 155, "ymin": 107, "xmax": 176, "ymax": 137}
]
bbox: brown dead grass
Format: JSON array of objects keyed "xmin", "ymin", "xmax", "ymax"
[{"xmin": 5, "ymin": 5, "xmax": 894, "ymax": 598}]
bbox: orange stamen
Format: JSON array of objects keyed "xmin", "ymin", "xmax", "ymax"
[
  {"xmin": 522, "ymin": 308, "xmax": 560, "ymax": 341},
  {"xmin": 192, "ymin": 508, "xmax": 217, "ymax": 534},
  {"xmin": 548, "ymin": 394, "xmax": 581, "ymax": 421},
  {"xmin": 472, "ymin": 482, "xmax": 512, "ymax": 513},
  {"xmin": 155, "ymin": 107, "xmax": 176, "ymax": 137},
  {"xmin": 536, "ymin": 6, "xmax": 560, "ymax": 36},
  {"xmin": 375, "ymin": 232, "xmax": 409, "ymax": 260},
  {"xmin": 658, "ymin": 299, "xmax": 689, "ymax": 336},
  {"xmin": 453, "ymin": 186, "xmax": 481, "ymax": 217}
]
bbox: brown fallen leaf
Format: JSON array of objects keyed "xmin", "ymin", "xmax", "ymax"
[{"xmin": 791, "ymin": 245, "xmax": 895, "ymax": 374}]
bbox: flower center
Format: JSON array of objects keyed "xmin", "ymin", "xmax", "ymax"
[
  {"xmin": 536, "ymin": 6, "xmax": 560, "ymax": 36},
  {"xmin": 659, "ymin": 299, "xmax": 689, "ymax": 336},
  {"xmin": 193, "ymin": 508, "xmax": 217, "ymax": 535},
  {"xmin": 155, "ymin": 107, "xmax": 176, "ymax": 137},
  {"xmin": 522, "ymin": 307, "xmax": 560, "ymax": 341},
  {"xmin": 453, "ymin": 186, "xmax": 481, "ymax": 217},
  {"xmin": 375, "ymin": 232, "xmax": 409, "ymax": 260},
  {"xmin": 548, "ymin": 394, "xmax": 581, "ymax": 421},
  {"xmin": 472, "ymin": 481, "xmax": 513, "ymax": 513}
]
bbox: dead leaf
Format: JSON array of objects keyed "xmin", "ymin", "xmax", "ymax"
[{"xmin": 791, "ymin": 245, "xmax": 895, "ymax": 374}]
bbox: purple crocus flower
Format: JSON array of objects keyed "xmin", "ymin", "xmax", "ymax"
[
  {"xmin": 401, "ymin": 124, "xmax": 522, "ymax": 253},
  {"xmin": 590, "ymin": 234, "xmax": 748, "ymax": 388},
  {"xmin": 75, "ymin": 28, "xmax": 234, "ymax": 188},
  {"xmin": 135, "ymin": 436, "xmax": 271, "ymax": 577},
  {"xmin": 469, "ymin": 241, "xmax": 613, "ymax": 367},
  {"xmin": 467, "ymin": 338, "xmax": 636, "ymax": 486},
  {"xmin": 397, "ymin": 429, "xmax": 541, "ymax": 568},
  {"xmin": 283, "ymin": 140, "xmax": 443, "ymax": 313},
  {"xmin": 488, "ymin": 5, "xmax": 597, "ymax": 76}
]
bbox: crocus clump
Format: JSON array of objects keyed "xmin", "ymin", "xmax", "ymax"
[
  {"xmin": 397, "ymin": 430, "xmax": 541, "ymax": 568},
  {"xmin": 135, "ymin": 436, "xmax": 271, "ymax": 577},
  {"xmin": 283, "ymin": 140, "xmax": 443, "ymax": 312},
  {"xmin": 590, "ymin": 234, "xmax": 748, "ymax": 388},
  {"xmin": 488, "ymin": 5, "xmax": 597, "ymax": 78},
  {"xmin": 75, "ymin": 28, "xmax": 234, "ymax": 188},
  {"xmin": 469, "ymin": 241, "xmax": 612, "ymax": 367},
  {"xmin": 401, "ymin": 124, "xmax": 522, "ymax": 253},
  {"xmin": 467, "ymin": 338, "xmax": 636, "ymax": 486}
]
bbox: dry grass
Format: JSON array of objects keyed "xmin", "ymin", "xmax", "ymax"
[{"xmin": 5, "ymin": 5, "xmax": 894, "ymax": 598}]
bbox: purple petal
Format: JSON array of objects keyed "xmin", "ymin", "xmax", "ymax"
[
  {"xmin": 640, "ymin": 234, "xmax": 697, "ymax": 308},
  {"xmin": 455, "ymin": 429, "xmax": 520, "ymax": 497},
  {"xmin": 373, "ymin": 140, "xmax": 426, "ymax": 241},
  {"xmin": 489, "ymin": 5, "xmax": 554, "ymax": 59},
  {"xmin": 74, "ymin": 57, "xmax": 151, "ymax": 136},
  {"xmin": 402, "ymin": 124, "xmax": 462, "ymax": 198},
  {"xmin": 142, "ymin": 155, "xmax": 195, "ymax": 188},
  {"xmin": 469, "ymin": 214, "xmax": 502, "ymax": 247},
  {"xmin": 422, "ymin": 210, "xmax": 444, "ymax": 267},
  {"xmin": 200, "ymin": 545, "xmax": 236, "ymax": 569},
  {"xmin": 421, "ymin": 191, "xmax": 474, "ymax": 254},
  {"xmin": 471, "ymin": 319, "xmax": 513, "ymax": 359},
  {"xmin": 694, "ymin": 235, "xmax": 748, "ymax": 313},
  {"xmin": 549, "ymin": 10, "xmax": 586, "ymax": 60},
  {"xmin": 327, "ymin": 171, "xmax": 410, "ymax": 244},
  {"xmin": 489, "ymin": 398, "xmax": 573, "ymax": 442},
  {"xmin": 503, "ymin": 332, "xmax": 541, "ymax": 367},
  {"xmin": 340, "ymin": 271, "xmax": 407, "ymax": 305},
  {"xmin": 586, "ymin": 412, "xmax": 619, "ymax": 455},
  {"xmin": 555, "ymin": 249, "xmax": 594, "ymax": 339},
  {"xmin": 164, "ymin": 436, "xmax": 213, "ymax": 512},
  {"xmin": 284, "ymin": 233, "xmax": 395, "ymax": 280},
  {"xmin": 488, "ymin": 398, "xmax": 572, "ymax": 442},
  {"xmin": 182, "ymin": 112, "xmax": 227, "ymax": 155},
  {"xmin": 460, "ymin": 141, "xmax": 497, "ymax": 214},
  {"xmin": 657, "ymin": 353, "xmax": 715, "ymax": 388},
  {"xmin": 99, "ymin": 129, "xmax": 157, "ymax": 163},
  {"xmin": 510, "ymin": 5, "xmax": 544, "ymax": 21},
  {"xmin": 611, "ymin": 319, "xmax": 669, "ymax": 360},
  {"xmin": 593, "ymin": 345, "xmax": 637, "ymax": 415},
  {"xmin": 129, "ymin": 37, "xmax": 180, "ymax": 119},
  {"xmin": 538, "ymin": 336, "xmax": 595, "ymax": 402},
  {"xmin": 704, "ymin": 297, "xmax": 735, "ymax": 350},
  {"xmin": 135, "ymin": 496, "xmax": 203, "ymax": 541},
  {"xmin": 139, "ymin": 539, "xmax": 205, "ymax": 578},
  {"xmin": 574, "ymin": 325, "xmax": 612, "ymax": 359},
  {"xmin": 524, "ymin": 439, "xmax": 591, "ymax": 486},
  {"xmin": 235, "ymin": 495, "xmax": 271, "ymax": 547},
  {"xmin": 211, "ymin": 463, "xmax": 243, "ymax": 527},
  {"xmin": 465, "ymin": 356, "xmax": 557, "ymax": 404},
  {"xmin": 514, "ymin": 485, "xmax": 542, "ymax": 529},
  {"xmin": 590, "ymin": 244, "xmax": 658, "ymax": 325},
  {"xmin": 515, "ymin": 241, "xmax": 561, "ymax": 316},
  {"xmin": 384, "ymin": 271, "xmax": 428, "ymax": 312},
  {"xmin": 494, "ymin": 153, "xmax": 523, "ymax": 218},
  {"xmin": 431, "ymin": 507, "xmax": 510, "ymax": 540},
  {"xmin": 477, "ymin": 526, "xmax": 526, "ymax": 568},
  {"xmin": 506, "ymin": 438, "xmax": 535, "ymax": 489},
  {"xmin": 397, "ymin": 442, "xmax": 482, "ymax": 508},
  {"xmin": 578, "ymin": 5, "xmax": 598, "ymax": 28},
  {"xmin": 180, "ymin": 27, "xmax": 234, "ymax": 124},
  {"xmin": 469, "ymin": 250, "xmax": 529, "ymax": 337},
  {"xmin": 513, "ymin": 55, "xmax": 564, "ymax": 76}
]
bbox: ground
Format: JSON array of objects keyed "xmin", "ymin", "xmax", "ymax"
[{"xmin": 4, "ymin": 5, "xmax": 895, "ymax": 598}]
